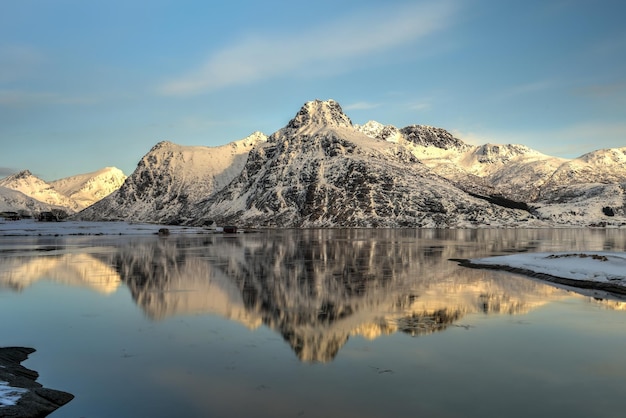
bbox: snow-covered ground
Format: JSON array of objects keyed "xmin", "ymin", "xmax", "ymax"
[
  {"xmin": 0, "ymin": 381, "xmax": 27, "ymax": 407},
  {"xmin": 0, "ymin": 219, "xmax": 212, "ymax": 236},
  {"xmin": 469, "ymin": 251, "xmax": 626, "ymax": 288}
]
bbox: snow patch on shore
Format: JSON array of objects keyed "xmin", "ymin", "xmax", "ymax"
[
  {"xmin": 471, "ymin": 251, "xmax": 626, "ymax": 286},
  {"xmin": 0, "ymin": 381, "xmax": 27, "ymax": 407}
]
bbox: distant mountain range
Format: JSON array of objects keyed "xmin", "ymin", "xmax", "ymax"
[
  {"xmin": 3, "ymin": 99, "xmax": 625, "ymax": 227},
  {"xmin": 0, "ymin": 167, "xmax": 126, "ymax": 216}
]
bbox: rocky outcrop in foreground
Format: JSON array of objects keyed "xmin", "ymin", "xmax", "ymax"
[{"xmin": 0, "ymin": 347, "xmax": 73, "ymax": 417}]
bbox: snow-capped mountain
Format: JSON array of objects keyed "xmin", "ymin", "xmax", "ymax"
[
  {"xmin": 13, "ymin": 98, "xmax": 622, "ymax": 227},
  {"xmin": 186, "ymin": 99, "xmax": 540, "ymax": 227},
  {"xmin": 355, "ymin": 122, "xmax": 564, "ymax": 200},
  {"xmin": 0, "ymin": 167, "xmax": 127, "ymax": 217},
  {"xmin": 76, "ymin": 132, "xmax": 268, "ymax": 222},
  {"xmin": 0, "ymin": 170, "xmax": 81, "ymax": 213},
  {"xmin": 540, "ymin": 147, "xmax": 626, "ymax": 193},
  {"xmin": 50, "ymin": 167, "xmax": 127, "ymax": 210},
  {"xmin": 355, "ymin": 117, "xmax": 626, "ymax": 222},
  {"xmin": 0, "ymin": 186, "xmax": 68, "ymax": 215},
  {"xmin": 67, "ymin": 99, "xmax": 626, "ymax": 227},
  {"xmin": 354, "ymin": 120, "xmax": 403, "ymax": 143}
]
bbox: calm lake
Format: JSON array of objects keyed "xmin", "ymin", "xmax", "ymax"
[{"xmin": 1, "ymin": 228, "xmax": 626, "ymax": 418}]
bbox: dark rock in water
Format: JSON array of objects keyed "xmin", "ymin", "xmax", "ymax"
[{"xmin": 0, "ymin": 347, "xmax": 74, "ymax": 417}]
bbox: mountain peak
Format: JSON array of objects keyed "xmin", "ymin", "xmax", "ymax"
[
  {"xmin": 400, "ymin": 125, "xmax": 468, "ymax": 150},
  {"xmin": 13, "ymin": 169, "xmax": 34, "ymax": 179},
  {"xmin": 355, "ymin": 120, "xmax": 402, "ymax": 143},
  {"xmin": 1, "ymin": 169, "xmax": 41, "ymax": 184},
  {"xmin": 149, "ymin": 140, "xmax": 176, "ymax": 151},
  {"xmin": 286, "ymin": 99, "xmax": 352, "ymax": 130}
]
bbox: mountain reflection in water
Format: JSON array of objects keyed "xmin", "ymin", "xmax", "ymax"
[{"xmin": 2, "ymin": 228, "xmax": 625, "ymax": 362}]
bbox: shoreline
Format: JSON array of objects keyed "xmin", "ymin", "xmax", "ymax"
[
  {"xmin": 451, "ymin": 258, "xmax": 626, "ymax": 297},
  {"xmin": 0, "ymin": 347, "xmax": 74, "ymax": 417}
]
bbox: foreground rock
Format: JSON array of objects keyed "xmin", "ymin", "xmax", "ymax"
[{"xmin": 0, "ymin": 347, "xmax": 73, "ymax": 417}]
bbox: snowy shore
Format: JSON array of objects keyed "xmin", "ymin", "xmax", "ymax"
[
  {"xmin": 456, "ymin": 251, "xmax": 626, "ymax": 297},
  {"xmin": 0, "ymin": 219, "xmax": 211, "ymax": 236}
]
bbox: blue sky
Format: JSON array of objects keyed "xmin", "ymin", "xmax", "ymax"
[{"xmin": 1, "ymin": 0, "xmax": 625, "ymax": 180}]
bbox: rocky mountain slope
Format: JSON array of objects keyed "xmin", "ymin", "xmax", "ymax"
[
  {"xmin": 355, "ymin": 116, "xmax": 626, "ymax": 224},
  {"xmin": 186, "ymin": 100, "xmax": 540, "ymax": 227},
  {"xmin": 76, "ymin": 132, "xmax": 267, "ymax": 222},
  {"xmin": 7, "ymin": 99, "xmax": 624, "ymax": 227}
]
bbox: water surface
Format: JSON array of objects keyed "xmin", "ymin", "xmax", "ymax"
[{"xmin": 1, "ymin": 229, "xmax": 626, "ymax": 417}]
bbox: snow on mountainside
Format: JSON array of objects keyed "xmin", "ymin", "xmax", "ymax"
[
  {"xmin": 187, "ymin": 99, "xmax": 540, "ymax": 227},
  {"xmin": 69, "ymin": 99, "xmax": 625, "ymax": 227},
  {"xmin": 0, "ymin": 168, "xmax": 127, "ymax": 216},
  {"xmin": 354, "ymin": 121, "xmax": 403, "ymax": 143},
  {"xmin": 463, "ymin": 144, "xmax": 567, "ymax": 201},
  {"xmin": 356, "ymin": 122, "xmax": 563, "ymax": 201},
  {"xmin": 356, "ymin": 121, "xmax": 626, "ymax": 220},
  {"xmin": 533, "ymin": 182, "xmax": 626, "ymax": 224},
  {"xmin": 11, "ymin": 98, "xmax": 622, "ymax": 228},
  {"xmin": 0, "ymin": 186, "xmax": 68, "ymax": 214},
  {"xmin": 0, "ymin": 170, "xmax": 81, "ymax": 213},
  {"xmin": 50, "ymin": 167, "xmax": 127, "ymax": 210},
  {"xmin": 75, "ymin": 132, "xmax": 268, "ymax": 222},
  {"xmin": 541, "ymin": 147, "xmax": 626, "ymax": 193},
  {"xmin": 529, "ymin": 148, "xmax": 626, "ymax": 223}
]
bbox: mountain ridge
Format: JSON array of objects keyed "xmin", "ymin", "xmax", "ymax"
[
  {"xmin": 0, "ymin": 167, "xmax": 126, "ymax": 217},
  {"xmin": 183, "ymin": 101, "xmax": 542, "ymax": 227},
  {"xmin": 4, "ymin": 99, "xmax": 626, "ymax": 226},
  {"xmin": 76, "ymin": 132, "xmax": 268, "ymax": 222}
]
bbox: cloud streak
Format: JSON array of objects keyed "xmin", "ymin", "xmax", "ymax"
[
  {"xmin": 344, "ymin": 101, "xmax": 382, "ymax": 111},
  {"xmin": 0, "ymin": 90, "xmax": 96, "ymax": 106},
  {"xmin": 159, "ymin": 1, "xmax": 458, "ymax": 96}
]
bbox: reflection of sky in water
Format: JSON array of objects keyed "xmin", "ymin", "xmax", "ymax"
[{"xmin": 1, "ymin": 229, "xmax": 626, "ymax": 417}]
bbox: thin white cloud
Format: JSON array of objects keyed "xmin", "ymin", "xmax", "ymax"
[
  {"xmin": 0, "ymin": 90, "xmax": 96, "ymax": 106},
  {"xmin": 409, "ymin": 101, "xmax": 431, "ymax": 111},
  {"xmin": 159, "ymin": 1, "xmax": 458, "ymax": 96},
  {"xmin": 344, "ymin": 101, "xmax": 382, "ymax": 111},
  {"xmin": 493, "ymin": 80, "xmax": 558, "ymax": 102}
]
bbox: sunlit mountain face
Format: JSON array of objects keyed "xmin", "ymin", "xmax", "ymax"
[
  {"xmin": 4, "ymin": 229, "xmax": 624, "ymax": 363},
  {"xmin": 0, "ymin": 167, "xmax": 127, "ymax": 215},
  {"xmin": 71, "ymin": 100, "xmax": 626, "ymax": 227}
]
